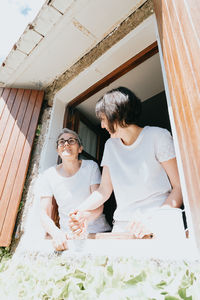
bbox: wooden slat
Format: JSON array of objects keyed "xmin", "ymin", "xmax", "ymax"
[
  {"xmin": 0, "ymin": 89, "xmax": 44, "ymax": 246},
  {"xmin": 174, "ymin": 1, "xmax": 200, "ymax": 89},
  {"xmin": 0, "ymin": 88, "xmax": 10, "ymax": 120},
  {"xmin": 0, "ymin": 87, "xmax": 3, "ymax": 99},
  {"xmin": 0, "ymin": 89, "xmax": 24, "ymax": 168},
  {"xmin": 185, "ymin": 0, "xmax": 200, "ymax": 38},
  {"xmin": 0, "ymin": 89, "xmax": 17, "ymax": 141},
  {"xmin": 154, "ymin": 0, "xmax": 200, "ymax": 248}
]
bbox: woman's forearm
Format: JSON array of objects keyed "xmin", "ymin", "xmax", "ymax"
[
  {"xmin": 78, "ymin": 189, "xmax": 108, "ymax": 211},
  {"xmin": 77, "ymin": 165, "xmax": 113, "ymax": 212},
  {"xmin": 40, "ymin": 210, "xmax": 61, "ymax": 238},
  {"xmin": 86, "ymin": 205, "xmax": 104, "ymax": 222}
]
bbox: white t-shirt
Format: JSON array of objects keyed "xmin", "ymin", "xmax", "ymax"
[
  {"xmin": 101, "ymin": 126, "xmax": 176, "ymax": 221},
  {"xmin": 38, "ymin": 160, "xmax": 110, "ymax": 233}
]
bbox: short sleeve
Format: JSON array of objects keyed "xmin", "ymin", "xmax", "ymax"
[
  {"xmin": 90, "ymin": 161, "xmax": 101, "ymax": 185},
  {"xmin": 101, "ymin": 139, "xmax": 110, "ymax": 167},
  {"xmin": 35, "ymin": 172, "xmax": 53, "ymax": 198},
  {"xmin": 155, "ymin": 128, "xmax": 176, "ymax": 162}
]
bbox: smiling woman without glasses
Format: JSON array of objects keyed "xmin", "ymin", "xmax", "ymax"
[
  {"xmin": 39, "ymin": 128, "xmax": 110, "ymax": 251},
  {"xmin": 69, "ymin": 87, "xmax": 183, "ymax": 240}
]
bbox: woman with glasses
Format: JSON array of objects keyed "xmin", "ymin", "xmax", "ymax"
[
  {"xmin": 39, "ymin": 128, "xmax": 110, "ymax": 251},
  {"xmin": 69, "ymin": 87, "xmax": 183, "ymax": 240}
]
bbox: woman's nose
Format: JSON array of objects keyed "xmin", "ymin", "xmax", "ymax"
[{"xmin": 64, "ymin": 141, "xmax": 70, "ymax": 147}]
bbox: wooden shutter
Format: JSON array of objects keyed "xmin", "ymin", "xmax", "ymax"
[
  {"xmin": 0, "ymin": 88, "xmax": 44, "ymax": 246},
  {"xmin": 153, "ymin": 1, "xmax": 200, "ymax": 247}
]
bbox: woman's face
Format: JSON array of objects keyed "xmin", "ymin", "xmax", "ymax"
[
  {"xmin": 100, "ymin": 114, "xmax": 121, "ymax": 138},
  {"xmin": 57, "ymin": 133, "xmax": 82, "ymax": 159}
]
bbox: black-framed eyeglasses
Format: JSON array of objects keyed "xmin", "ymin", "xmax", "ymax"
[{"xmin": 57, "ymin": 138, "xmax": 78, "ymax": 147}]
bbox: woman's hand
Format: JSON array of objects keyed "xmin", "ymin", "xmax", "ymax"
[
  {"xmin": 68, "ymin": 210, "xmax": 88, "ymax": 236},
  {"xmin": 128, "ymin": 220, "xmax": 153, "ymax": 238},
  {"xmin": 127, "ymin": 212, "xmax": 153, "ymax": 238},
  {"xmin": 51, "ymin": 228, "xmax": 68, "ymax": 251}
]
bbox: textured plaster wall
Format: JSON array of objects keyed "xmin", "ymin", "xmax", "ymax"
[
  {"xmin": 45, "ymin": 0, "xmax": 154, "ymax": 105},
  {"xmin": 12, "ymin": 100, "xmax": 53, "ymax": 250}
]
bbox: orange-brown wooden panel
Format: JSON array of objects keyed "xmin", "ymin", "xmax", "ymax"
[
  {"xmin": 0, "ymin": 90, "xmax": 31, "ymax": 198},
  {"xmin": 0, "ymin": 88, "xmax": 44, "ymax": 246},
  {"xmin": 153, "ymin": 0, "xmax": 200, "ymax": 248},
  {"xmin": 162, "ymin": 0, "xmax": 200, "ymax": 212}
]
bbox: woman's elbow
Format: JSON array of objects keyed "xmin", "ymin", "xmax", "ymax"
[
  {"xmin": 99, "ymin": 185, "xmax": 112, "ymax": 202},
  {"xmin": 99, "ymin": 205, "xmax": 104, "ymax": 214},
  {"xmin": 173, "ymin": 184, "xmax": 183, "ymax": 207}
]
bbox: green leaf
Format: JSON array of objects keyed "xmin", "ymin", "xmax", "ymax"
[
  {"xmin": 161, "ymin": 292, "xmax": 168, "ymax": 295},
  {"xmin": 178, "ymin": 288, "xmax": 192, "ymax": 300},
  {"xmin": 167, "ymin": 271, "xmax": 171, "ymax": 277},
  {"xmin": 107, "ymin": 265, "xmax": 113, "ymax": 276},
  {"xmin": 77, "ymin": 282, "xmax": 85, "ymax": 290},
  {"xmin": 59, "ymin": 282, "xmax": 70, "ymax": 298},
  {"xmin": 42, "ymin": 294, "xmax": 50, "ymax": 300},
  {"xmin": 178, "ymin": 288, "xmax": 186, "ymax": 299},
  {"xmin": 165, "ymin": 296, "xmax": 180, "ymax": 300},
  {"xmin": 55, "ymin": 275, "xmax": 70, "ymax": 284},
  {"xmin": 125, "ymin": 271, "xmax": 146, "ymax": 285},
  {"xmin": 74, "ymin": 269, "xmax": 86, "ymax": 281},
  {"xmin": 156, "ymin": 280, "xmax": 167, "ymax": 289},
  {"xmin": 190, "ymin": 272, "xmax": 195, "ymax": 285},
  {"xmin": 183, "ymin": 261, "xmax": 189, "ymax": 267}
]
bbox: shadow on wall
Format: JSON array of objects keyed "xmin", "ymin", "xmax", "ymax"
[{"xmin": 138, "ymin": 91, "xmax": 171, "ymax": 132}]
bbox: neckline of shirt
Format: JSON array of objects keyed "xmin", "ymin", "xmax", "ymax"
[
  {"xmin": 118, "ymin": 126, "xmax": 149, "ymax": 149},
  {"xmin": 54, "ymin": 159, "xmax": 84, "ymax": 179}
]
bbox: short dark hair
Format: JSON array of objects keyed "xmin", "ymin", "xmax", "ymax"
[
  {"xmin": 95, "ymin": 86, "xmax": 142, "ymax": 133},
  {"xmin": 56, "ymin": 128, "xmax": 82, "ymax": 148}
]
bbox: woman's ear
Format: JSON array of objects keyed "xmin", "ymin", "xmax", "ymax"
[
  {"xmin": 56, "ymin": 147, "xmax": 62, "ymax": 158},
  {"xmin": 79, "ymin": 146, "xmax": 83, "ymax": 154}
]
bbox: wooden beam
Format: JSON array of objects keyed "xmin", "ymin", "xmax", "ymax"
[{"xmin": 68, "ymin": 41, "xmax": 158, "ymax": 108}]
